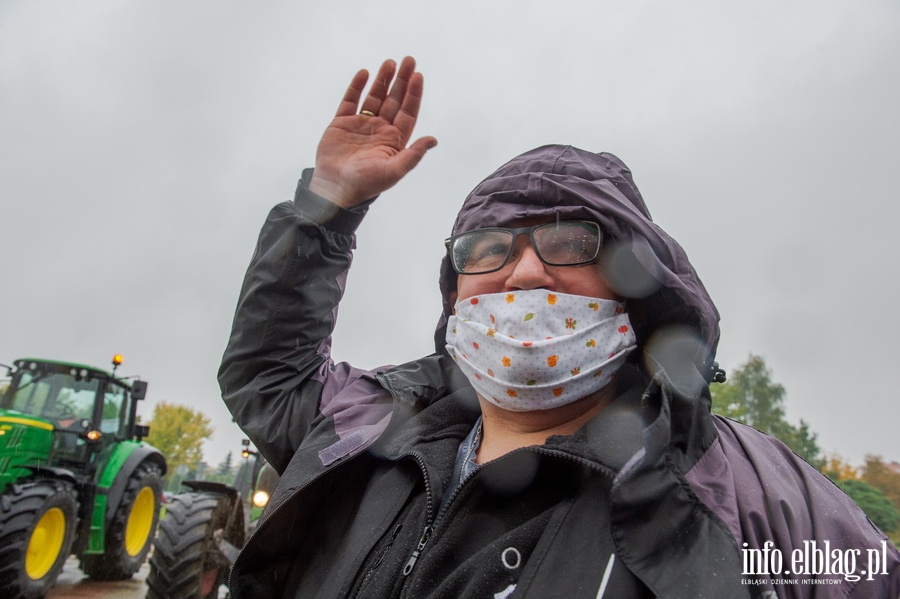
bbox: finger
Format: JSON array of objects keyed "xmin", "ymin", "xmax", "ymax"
[
  {"xmin": 379, "ymin": 56, "xmax": 416, "ymax": 123},
  {"xmin": 335, "ymin": 69, "xmax": 369, "ymax": 117},
  {"xmin": 391, "ymin": 71, "xmax": 425, "ymax": 140},
  {"xmin": 359, "ymin": 59, "xmax": 396, "ymax": 116}
]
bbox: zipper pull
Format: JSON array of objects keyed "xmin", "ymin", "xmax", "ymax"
[{"xmin": 402, "ymin": 526, "xmax": 432, "ymax": 576}]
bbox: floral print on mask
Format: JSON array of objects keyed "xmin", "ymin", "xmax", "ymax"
[{"xmin": 446, "ymin": 289, "xmax": 636, "ymax": 412}]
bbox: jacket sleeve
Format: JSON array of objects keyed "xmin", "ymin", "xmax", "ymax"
[{"xmin": 218, "ymin": 169, "xmax": 380, "ymax": 473}]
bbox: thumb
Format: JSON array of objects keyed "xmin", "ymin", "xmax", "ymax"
[{"xmin": 393, "ymin": 136, "xmax": 438, "ymax": 176}]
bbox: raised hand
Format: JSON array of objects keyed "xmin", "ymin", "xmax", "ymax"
[{"xmin": 308, "ymin": 56, "xmax": 438, "ymax": 209}]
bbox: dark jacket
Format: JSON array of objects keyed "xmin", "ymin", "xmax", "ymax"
[{"xmin": 220, "ymin": 148, "xmax": 899, "ymax": 598}]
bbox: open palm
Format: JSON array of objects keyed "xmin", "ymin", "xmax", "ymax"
[{"xmin": 309, "ymin": 57, "xmax": 437, "ymax": 208}]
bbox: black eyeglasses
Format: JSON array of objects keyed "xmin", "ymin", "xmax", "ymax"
[{"xmin": 445, "ymin": 221, "xmax": 603, "ymax": 275}]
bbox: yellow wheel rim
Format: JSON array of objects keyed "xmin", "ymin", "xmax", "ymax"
[
  {"xmin": 25, "ymin": 507, "xmax": 66, "ymax": 580},
  {"xmin": 124, "ymin": 487, "xmax": 156, "ymax": 557}
]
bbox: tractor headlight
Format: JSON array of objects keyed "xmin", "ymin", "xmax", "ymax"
[{"xmin": 252, "ymin": 490, "xmax": 270, "ymax": 508}]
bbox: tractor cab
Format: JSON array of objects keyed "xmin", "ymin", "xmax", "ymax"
[{"xmin": 1, "ymin": 358, "xmax": 146, "ymax": 479}]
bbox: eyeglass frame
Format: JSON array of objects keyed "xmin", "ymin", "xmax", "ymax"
[{"xmin": 444, "ymin": 220, "xmax": 603, "ymax": 275}]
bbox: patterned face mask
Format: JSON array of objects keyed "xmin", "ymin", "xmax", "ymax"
[{"xmin": 446, "ymin": 289, "xmax": 637, "ymax": 412}]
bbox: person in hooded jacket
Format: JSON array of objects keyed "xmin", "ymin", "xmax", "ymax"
[{"xmin": 219, "ymin": 57, "xmax": 900, "ymax": 599}]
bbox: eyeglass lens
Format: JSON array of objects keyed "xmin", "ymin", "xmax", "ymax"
[{"xmin": 452, "ymin": 221, "xmax": 601, "ymax": 274}]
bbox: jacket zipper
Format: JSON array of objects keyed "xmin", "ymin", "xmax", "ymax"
[
  {"xmin": 351, "ymin": 523, "xmax": 404, "ymax": 599},
  {"xmin": 401, "ymin": 525, "xmax": 433, "ymax": 575},
  {"xmin": 400, "ymin": 468, "xmax": 472, "ymax": 580},
  {"xmin": 400, "ymin": 451, "xmax": 435, "ymax": 578},
  {"xmin": 372, "ymin": 524, "xmax": 404, "ymax": 569}
]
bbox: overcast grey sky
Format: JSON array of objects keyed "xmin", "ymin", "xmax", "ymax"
[{"xmin": 1, "ymin": 1, "xmax": 898, "ymax": 468}]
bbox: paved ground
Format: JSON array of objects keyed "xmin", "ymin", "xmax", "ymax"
[
  {"xmin": 47, "ymin": 557, "xmax": 228, "ymax": 598},
  {"xmin": 47, "ymin": 557, "xmax": 150, "ymax": 599}
]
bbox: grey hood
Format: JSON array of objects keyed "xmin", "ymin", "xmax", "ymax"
[{"xmin": 435, "ymin": 145, "xmax": 721, "ymax": 394}]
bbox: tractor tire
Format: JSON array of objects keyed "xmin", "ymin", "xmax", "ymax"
[
  {"xmin": 0, "ymin": 478, "xmax": 78, "ymax": 599},
  {"xmin": 81, "ymin": 461, "xmax": 162, "ymax": 580},
  {"xmin": 146, "ymin": 491, "xmax": 238, "ymax": 599}
]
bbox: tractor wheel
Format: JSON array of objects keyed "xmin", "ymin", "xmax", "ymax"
[
  {"xmin": 146, "ymin": 491, "xmax": 239, "ymax": 599},
  {"xmin": 81, "ymin": 461, "xmax": 162, "ymax": 580},
  {"xmin": 0, "ymin": 478, "xmax": 78, "ymax": 599}
]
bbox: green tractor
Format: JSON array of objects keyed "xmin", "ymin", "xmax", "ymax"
[
  {"xmin": 146, "ymin": 439, "xmax": 279, "ymax": 599},
  {"xmin": 0, "ymin": 356, "xmax": 166, "ymax": 599}
]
